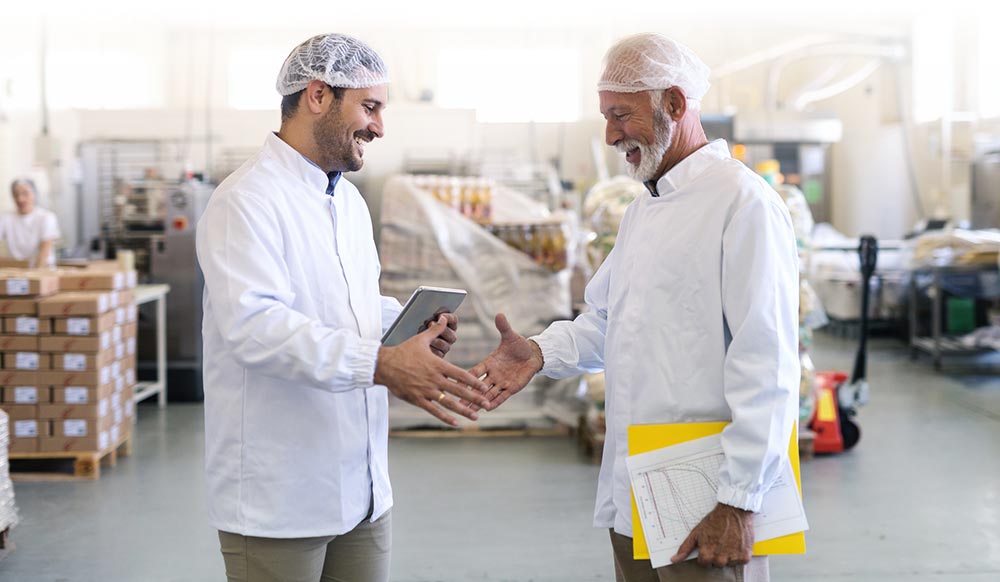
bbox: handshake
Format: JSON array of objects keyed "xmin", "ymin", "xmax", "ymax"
[{"xmin": 374, "ymin": 313, "xmax": 540, "ymax": 426}]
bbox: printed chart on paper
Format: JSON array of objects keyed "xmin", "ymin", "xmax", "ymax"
[{"xmin": 627, "ymin": 434, "xmax": 809, "ymax": 568}]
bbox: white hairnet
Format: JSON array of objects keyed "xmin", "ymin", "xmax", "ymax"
[
  {"xmin": 598, "ymin": 33, "xmax": 711, "ymax": 100},
  {"xmin": 276, "ymin": 33, "xmax": 389, "ymax": 96}
]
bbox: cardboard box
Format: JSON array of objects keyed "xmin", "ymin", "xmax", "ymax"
[
  {"xmin": 38, "ymin": 292, "xmax": 112, "ymax": 317},
  {"xmin": 121, "ymin": 322, "xmax": 138, "ymax": 339},
  {"xmin": 0, "ymin": 259, "xmax": 30, "ymax": 269},
  {"xmin": 39, "ymin": 430, "xmax": 110, "ymax": 453},
  {"xmin": 39, "ymin": 332, "xmax": 113, "ymax": 353},
  {"xmin": 8, "ymin": 436, "xmax": 38, "ymax": 453},
  {"xmin": 3, "ymin": 316, "xmax": 52, "ymax": 335},
  {"xmin": 110, "ymin": 290, "xmax": 135, "ymax": 308},
  {"xmin": 40, "ymin": 367, "xmax": 112, "ymax": 388},
  {"xmin": 52, "ymin": 382, "xmax": 115, "ymax": 404},
  {"xmin": 52, "ymin": 312, "xmax": 117, "ymax": 336},
  {"xmin": 58, "ymin": 271, "xmax": 127, "ymax": 292},
  {"xmin": 0, "ymin": 335, "xmax": 40, "ymax": 351},
  {"xmin": 2, "ymin": 385, "xmax": 48, "ymax": 404},
  {"xmin": 0, "ymin": 271, "xmax": 60, "ymax": 298},
  {"xmin": 0, "ymin": 298, "xmax": 38, "ymax": 316},
  {"xmin": 0, "ymin": 370, "xmax": 39, "ymax": 386},
  {"xmin": 3, "ymin": 352, "xmax": 49, "ymax": 371},
  {"xmin": 1, "ymin": 404, "xmax": 38, "ymax": 420},
  {"xmin": 39, "ymin": 398, "xmax": 111, "ymax": 421},
  {"xmin": 51, "ymin": 350, "xmax": 116, "ymax": 372},
  {"xmin": 53, "ymin": 414, "xmax": 114, "ymax": 437}
]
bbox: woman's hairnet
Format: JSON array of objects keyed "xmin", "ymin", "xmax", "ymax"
[
  {"xmin": 597, "ymin": 34, "xmax": 711, "ymax": 100},
  {"xmin": 276, "ymin": 33, "xmax": 389, "ymax": 96}
]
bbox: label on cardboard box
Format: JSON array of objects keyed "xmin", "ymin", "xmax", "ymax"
[
  {"xmin": 112, "ymin": 360, "xmax": 121, "ymax": 379},
  {"xmin": 114, "ymin": 343, "xmax": 124, "ymax": 360},
  {"xmin": 65, "ymin": 386, "xmax": 89, "ymax": 404},
  {"xmin": 112, "ymin": 392, "xmax": 121, "ymax": 409},
  {"xmin": 111, "ymin": 423, "xmax": 121, "ymax": 443},
  {"xmin": 125, "ymin": 368, "xmax": 135, "ymax": 386},
  {"xmin": 115, "ymin": 376, "xmax": 125, "ymax": 393},
  {"xmin": 109, "ymin": 291, "xmax": 119, "ymax": 309},
  {"xmin": 16, "ymin": 316, "xmax": 39, "ymax": 334},
  {"xmin": 113, "ymin": 406, "xmax": 123, "ymax": 424},
  {"xmin": 6, "ymin": 278, "xmax": 29, "ymax": 296},
  {"xmin": 16, "ymin": 352, "xmax": 39, "ymax": 370},
  {"xmin": 102, "ymin": 331, "xmax": 112, "ymax": 350},
  {"xmin": 67, "ymin": 317, "xmax": 90, "ymax": 335},
  {"xmin": 15, "ymin": 419, "xmax": 38, "ymax": 437},
  {"xmin": 115, "ymin": 307, "xmax": 125, "ymax": 325},
  {"xmin": 14, "ymin": 386, "xmax": 38, "ymax": 404},
  {"xmin": 100, "ymin": 430, "xmax": 109, "ymax": 450},
  {"xmin": 63, "ymin": 353, "xmax": 87, "ymax": 371},
  {"xmin": 126, "ymin": 400, "xmax": 135, "ymax": 418},
  {"xmin": 113, "ymin": 326, "xmax": 122, "ymax": 343},
  {"xmin": 63, "ymin": 419, "xmax": 88, "ymax": 437},
  {"xmin": 127, "ymin": 303, "xmax": 137, "ymax": 322},
  {"xmin": 127, "ymin": 337, "xmax": 135, "ymax": 355}
]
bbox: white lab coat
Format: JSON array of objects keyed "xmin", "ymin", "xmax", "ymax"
[
  {"xmin": 532, "ymin": 140, "xmax": 800, "ymax": 537},
  {"xmin": 197, "ymin": 133, "xmax": 403, "ymax": 538},
  {"xmin": 0, "ymin": 207, "xmax": 61, "ymax": 267}
]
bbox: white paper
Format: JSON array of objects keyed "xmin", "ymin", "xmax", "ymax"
[
  {"xmin": 65, "ymin": 386, "xmax": 89, "ymax": 404},
  {"xmin": 101, "ymin": 331, "xmax": 111, "ymax": 350},
  {"xmin": 99, "ymin": 399, "xmax": 110, "ymax": 418},
  {"xmin": 115, "ymin": 307, "xmax": 125, "ymax": 325},
  {"xmin": 63, "ymin": 353, "xmax": 87, "ymax": 371},
  {"xmin": 14, "ymin": 420, "xmax": 38, "ymax": 438},
  {"xmin": 110, "ymin": 291, "xmax": 120, "ymax": 308},
  {"xmin": 15, "ymin": 352, "xmax": 39, "ymax": 370},
  {"xmin": 15, "ymin": 317, "xmax": 39, "ymax": 334},
  {"xmin": 113, "ymin": 272, "xmax": 125, "ymax": 289},
  {"xmin": 99, "ymin": 366, "xmax": 111, "ymax": 385},
  {"xmin": 63, "ymin": 419, "xmax": 88, "ymax": 437},
  {"xmin": 115, "ymin": 343, "xmax": 124, "ymax": 360},
  {"xmin": 6, "ymin": 278, "xmax": 29, "ymax": 295},
  {"xmin": 127, "ymin": 338, "xmax": 136, "ymax": 355},
  {"xmin": 98, "ymin": 294, "xmax": 109, "ymax": 314},
  {"xmin": 14, "ymin": 386, "xmax": 38, "ymax": 404},
  {"xmin": 111, "ymin": 424, "xmax": 121, "ymax": 443},
  {"xmin": 67, "ymin": 318, "xmax": 91, "ymax": 335},
  {"xmin": 99, "ymin": 431, "xmax": 109, "ymax": 451},
  {"xmin": 113, "ymin": 406, "xmax": 123, "ymax": 424},
  {"xmin": 627, "ymin": 434, "xmax": 808, "ymax": 568}
]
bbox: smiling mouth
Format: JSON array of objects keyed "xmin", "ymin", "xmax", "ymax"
[{"xmin": 625, "ymin": 146, "xmax": 640, "ymax": 165}]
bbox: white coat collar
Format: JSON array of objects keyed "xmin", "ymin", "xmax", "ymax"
[
  {"xmin": 263, "ymin": 132, "xmax": 333, "ymax": 196},
  {"xmin": 648, "ymin": 139, "xmax": 731, "ymax": 197}
]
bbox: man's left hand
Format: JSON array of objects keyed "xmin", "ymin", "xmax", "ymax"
[
  {"xmin": 671, "ymin": 503, "xmax": 754, "ymax": 568},
  {"xmin": 420, "ymin": 311, "xmax": 458, "ymax": 358}
]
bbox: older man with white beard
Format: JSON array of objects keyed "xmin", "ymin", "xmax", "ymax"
[{"xmin": 469, "ymin": 34, "xmax": 800, "ymax": 581}]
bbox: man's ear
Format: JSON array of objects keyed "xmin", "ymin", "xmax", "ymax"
[
  {"xmin": 304, "ymin": 79, "xmax": 330, "ymax": 115},
  {"xmin": 663, "ymin": 86, "xmax": 687, "ymax": 121}
]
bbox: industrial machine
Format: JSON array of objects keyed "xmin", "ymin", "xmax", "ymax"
[
  {"xmin": 79, "ymin": 138, "xmax": 213, "ymax": 401},
  {"xmin": 91, "ymin": 178, "xmax": 212, "ymax": 401}
]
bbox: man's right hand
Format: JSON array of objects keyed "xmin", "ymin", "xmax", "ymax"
[
  {"xmin": 467, "ymin": 313, "xmax": 543, "ymax": 411},
  {"xmin": 374, "ymin": 316, "xmax": 491, "ymax": 427}
]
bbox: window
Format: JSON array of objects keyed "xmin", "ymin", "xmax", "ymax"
[
  {"xmin": 978, "ymin": 20, "xmax": 1000, "ymax": 119},
  {"xmin": 227, "ymin": 49, "xmax": 288, "ymax": 110},
  {"xmin": 436, "ymin": 48, "xmax": 581, "ymax": 123},
  {"xmin": 46, "ymin": 50, "xmax": 162, "ymax": 110},
  {"xmin": 911, "ymin": 13, "xmax": 954, "ymax": 123}
]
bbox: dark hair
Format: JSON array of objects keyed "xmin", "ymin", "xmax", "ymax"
[
  {"xmin": 280, "ymin": 84, "xmax": 346, "ymax": 122},
  {"xmin": 10, "ymin": 178, "xmax": 36, "ymax": 196}
]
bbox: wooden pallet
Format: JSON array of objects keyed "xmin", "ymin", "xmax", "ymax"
[
  {"xmin": 390, "ymin": 424, "xmax": 571, "ymax": 439},
  {"xmin": 9, "ymin": 432, "xmax": 132, "ymax": 481}
]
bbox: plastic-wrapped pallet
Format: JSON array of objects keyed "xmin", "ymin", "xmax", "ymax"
[
  {"xmin": 0, "ymin": 410, "xmax": 20, "ymax": 535},
  {"xmin": 380, "ymin": 176, "xmax": 572, "ymax": 429}
]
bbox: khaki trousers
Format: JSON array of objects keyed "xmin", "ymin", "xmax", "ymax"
[
  {"xmin": 610, "ymin": 530, "xmax": 770, "ymax": 582},
  {"xmin": 218, "ymin": 511, "xmax": 391, "ymax": 582}
]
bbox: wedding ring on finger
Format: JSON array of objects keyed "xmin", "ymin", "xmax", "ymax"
[{"xmin": 437, "ymin": 392, "xmax": 447, "ymax": 402}]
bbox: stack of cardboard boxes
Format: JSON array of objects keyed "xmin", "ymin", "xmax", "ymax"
[{"xmin": 0, "ymin": 266, "xmax": 139, "ymax": 455}]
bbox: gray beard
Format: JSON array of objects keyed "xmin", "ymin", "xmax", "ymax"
[{"xmin": 626, "ymin": 118, "xmax": 675, "ymax": 183}]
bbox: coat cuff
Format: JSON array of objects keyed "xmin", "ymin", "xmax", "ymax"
[
  {"xmin": 717, "ymin": 484, "xmax": 765, "ymax": 512},
  {"xmin": 352, "ymin": 338, "xmax": 382, "ymax": 388},
  {"xmin": 528, "ymin": 334, "xmax": 555, "ymax": 374}
]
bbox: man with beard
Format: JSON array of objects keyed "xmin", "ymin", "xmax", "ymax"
[
  {"xmin": 470, "ymin": 34, "xmax": 799, "ymax": 581},
  {"xmin": 196, "ymin": 33, "xmax": 491, "ymax": 582}
]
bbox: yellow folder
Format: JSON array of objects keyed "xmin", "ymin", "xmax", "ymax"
[{"xmin": 629, "ymin": 421, "xmax": 806, "ymax": 559}]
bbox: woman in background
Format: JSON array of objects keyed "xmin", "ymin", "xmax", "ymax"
[{"xmin": 2, "ymin": 178, "xmax": 61, "ymax": 268}]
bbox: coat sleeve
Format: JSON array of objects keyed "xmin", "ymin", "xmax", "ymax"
[
  {"xmin": 717, "ymin": 195, "xmax": 801, "ymax": 512},
  {"xmin": 196, "ymin": 189, "xmax": 380, "ymax": 393},
  {"xmin": 380, "ymin": 295, "xmax": 404, "ymax": 336},
  {"xmin": 530, "ymin": 246, "xmax": 614, "ymax": 378}
]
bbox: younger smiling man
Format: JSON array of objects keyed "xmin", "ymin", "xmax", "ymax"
[{"xmin": 197, "ymin": 33, "xmax": 490, "ymax": 582}]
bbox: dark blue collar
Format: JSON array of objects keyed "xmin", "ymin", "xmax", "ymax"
[{"xmin": 299, "ymin": 154, "xmax": 342, "ymax": 197}]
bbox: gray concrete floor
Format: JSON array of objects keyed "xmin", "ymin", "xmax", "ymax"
[{"xmin": 2, "ymin": 333, "xmax": 999, "ymax": 581}]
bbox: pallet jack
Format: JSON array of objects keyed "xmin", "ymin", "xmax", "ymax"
[{"xmin": 810, "ymin": 235, "xmax": 878, "ymax": 453}]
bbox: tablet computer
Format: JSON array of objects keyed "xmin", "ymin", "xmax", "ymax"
[{"xmin": 381, "ymin": 286, "xmax": 467, "ymax": 347}]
